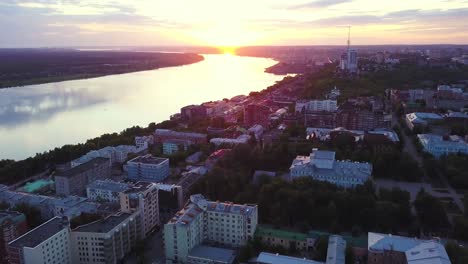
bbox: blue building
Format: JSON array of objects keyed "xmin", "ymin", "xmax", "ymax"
[{"xmin": 127, "ymin": 154, "xmax": 170, "ymax": 182}]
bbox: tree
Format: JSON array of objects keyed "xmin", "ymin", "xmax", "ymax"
[
  {"xmin": 345, "ymin": 244, "xmax": 355, "ymax": 264},
  {"xmin": 414, "ymin": 190, "xmax": 450, "ymax": 231},
  {"xmin": 13, "ymin": 203, "xmax": 43, "ymax": 228},
  {"xmin": 314, "ymin": 236, "xmax": 329, "ymax": 262}
]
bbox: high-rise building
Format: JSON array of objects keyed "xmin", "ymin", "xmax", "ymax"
[
  {"xmin": 164, "ymin": 194, "xmax": 258, "ymax": 263},
  {"xmin": 7, "ymin": 217, "xmax": 71, "ymax": 264},
  {"xmin": 119, "ymin": 182, "xmax": 159, "ymax": 236},
  {"xmin": 0, "ymin": 211, "xmax": 28, "ymax": 264},
  {"xmin": 70, "ymin": 212, "xmax": 142, "ymax": 264}
]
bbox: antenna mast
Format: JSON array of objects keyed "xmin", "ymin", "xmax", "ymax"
[{"xmin": 347, "ymin": 26, "xmax": 351, "ymax": 51}]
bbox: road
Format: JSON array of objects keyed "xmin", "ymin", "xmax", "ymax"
[{"xmin": 389, "ymin": 114, "xmax": 465, "ymax": 216}]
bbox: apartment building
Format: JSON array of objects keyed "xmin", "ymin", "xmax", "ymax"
[
  {"xmin": 164, "ymin": 194, "xmax": 258, "ymax": 263},
  {"xmin": 135, "ymin": 135, "xmax": 154, "ymax": 149},
  {"xmin": 417, "ymin": 134, "xmax": 468, "ymax": 158},
  {"xmin": 126, "ymin": 154, "xmax": 170, "ymax": 182},
  {"xmin": 55, "ymin": 157, "xmax": 111, "ymax": 196},
  {"xmin": 163, "ymin": 139, "xmax": 191, "ymax": 155},
  {"xmin": 119, "ymin": 182, "xmax": 159, "ymax": 236},
  {"xmin": 290, "ymin": 149, "xmax": 372, "ymax": 188},
  {"xmin": 70, "ymin": 212, "xmax": 142, "ymax": 264},
  {"xmin": 71, "ymin": 145, "xmax": 141, "ymax": 167},
  {"xmin": 296, "ymin": 100, "xmax": 338, "ymax": 113},
  {"xmin": 86, "ymin": 180, "xmax": 131, "ymax": 203},
  {"xmin": 0, "ymin": 211, "xmax": 28, "ymax": 264},
  {"xmin": 154, "ymin": 129, "xmax": 208, "ymax": 144},
  {"xmin": 7, "ymin": 217, "xmax": 71, "ymax": 264}
]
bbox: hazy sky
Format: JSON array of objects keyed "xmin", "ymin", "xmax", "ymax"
[{"xmin": 1, "ymin": 0, "xmax": 468, "ymax": 47}]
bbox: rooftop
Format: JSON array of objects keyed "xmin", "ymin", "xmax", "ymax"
[
  {"xmin": 405, "ymin": 241, "xmax": 451, "ymax": 264},
  {"xmin": 57, "ymin": 157, "xmax": 109, "ymax": 178},
  {"xmin": 0, "ymin": 211, "xmax": 26, "ymax": 224},
  {"xmin": 87, "ymin": 180, "xmax": 131, "ymax": 193},
  {"xmin": 128, "ymin": 154, "xmax": 168, "ymax": 165},
  {"xmin": 368, "ymin": 232, "xmax": 425, "ymax": 252},
  {"xmin": 155, "ymin": 129, "xmax": 207, "ymax": 138},
  {"xmin": 256, "ymin": 252, "xmax": 322, "ymax": 264},
  {"xmin": 188, "ymin": 245, "xmax": 236, "ymax": 263},
  {"xmin": 9, "ymin": 217, "xmax": 68, "ymax": 249},
  {"xmin": 73, "ymin": 212, "xmax": 133, "ymax": 233},
  {"xmin": 123, "ymin": 181, "xmax": 156, "ymax": 194}
]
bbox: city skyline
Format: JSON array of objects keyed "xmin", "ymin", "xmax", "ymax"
[{"xmin": 1, "ymin": 0, "xmax": 468, "ymax": 48}]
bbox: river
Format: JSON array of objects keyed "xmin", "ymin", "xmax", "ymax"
[{"xmin": 0, "ymin": 54, "xmax": 286, "ymax": 160}]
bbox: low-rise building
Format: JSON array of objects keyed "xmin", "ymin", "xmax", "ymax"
[
  {"xmin": 86, "ymin": 180, "xmax": 131, "ymax": 203},
  {"xmin": 187, "ymin": 245, "xmax": 236, "ymax": 264},
  {"xmin": 290, "ymin": 149, "xmax": 372, "ymax": 188},
  {"xmin": 210, "ymin": 134, "xmax": 251, "ymax": 146},
  {"xmin": 126, "ymin": 154, "xmax": 170, "ymax": 182},
  {"xmin": 70, "ymin": 212, "xmax": 142, "ymax": 264},
  {"xmin": 55, "ymin": 157, "xmax": 111, "ymax": 196},
  {"xmin": 405, "ymin": 112, "xmax": 443, "ymax": 130},
  {"xmin": 367, "ymin": 232, "xmax": 450, "ymax": 264},
  {"xmin": 205, "ymin": 149, "xmax": 231, "ymax": 170},
  {"xmin": 417, "ymin": 134, "xmax": 468, "ymax": 158},
  {"xmin": 163, "ymin": 139, "xmax": 191, "ymax": 155},
  {"xmin": 7, "ymin": 217, "xmax": 71, "ymax": 264},
  {"xmin": 154, "ymin": 129, "xmax": 208, "ymax": 144},
  {"xmin": 120, "ymin": 182, "xmax": 159, "ymax": 236},
  {"xmin": 296, "ymin": 100, "xmax": 338, "ymax": 113},
  {"xmin": 256, "ymin": 226, "xmax": 309, "ymax": 252},
  {"xmin": 0, "ymin": 211, "xmax": 28, "ymax": 264},
  {"xmin": 135, "ymin": 135, "xmax": 154, "ymax": 149},
  {"xmin": 164, "ymin": 194, "xmax": 258, "ymax": 263},
  {"xmin": 71, "ymin": 145, "xmax": 142, "ymax": 167}
]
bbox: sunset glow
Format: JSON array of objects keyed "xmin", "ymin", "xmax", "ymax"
[{"xmin": 1, "ymin": 0, "xmax": 467, "ymax": 47}]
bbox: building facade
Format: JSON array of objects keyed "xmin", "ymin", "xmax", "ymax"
[
  {"xmin": 0, "ymin": 211, "xmax": 28, "ymax": 264},
  {"xmin": 164, "ymin": 194, "xmax": 258, "ymax": 263},
  {"xmin": 163, "ymin": 140, "xmax": 190, "ymax": 155},
  {"xmin": 86, "ymin": 180, "xmax": 131, "ymax": 203},
  {"xmin": 55, "ymin": 157, "xmax": 111, "ymax": 196},
  {"xmin": 126, "ymin": 154, "xmax": 170, "ymax": 182},
  {"xmin": 417, "ymin": 134, "xmax": 468, "ymax": 158},
  {"xmin": 120, "ymin": 182, "xmax": 159, "ymax": 236},
  {"xmin": 70, "ymin": 212, "xmax": 142, "ymax": 264},
  {"xmin": 290, "ymin": 149, "xmax": 372, "ymax": 188},
  {"xmin": 7, "ymin": 217, "xmax": 71, "ymax": 264}
]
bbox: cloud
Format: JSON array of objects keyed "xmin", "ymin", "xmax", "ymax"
[{"xmin": 288, "ymin": 0, "xmax": 353, "ymax": 9}]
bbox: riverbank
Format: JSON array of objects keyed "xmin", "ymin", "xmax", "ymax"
[{"xmin": 0, "ymin": 49, "xmax": 204, "ymax": 88}]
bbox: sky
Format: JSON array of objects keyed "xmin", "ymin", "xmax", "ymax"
[{"xmin": 1, "ymin": 0, "xmax": 468, "ymax": 47}]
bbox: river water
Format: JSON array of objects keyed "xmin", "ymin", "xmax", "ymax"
[{"xmin": 0, "ymin": 54, "xmax": 285, "ymax": 160}]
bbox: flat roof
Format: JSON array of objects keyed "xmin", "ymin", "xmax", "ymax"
[
  {"xmin": 128, "ymin": 155, "xmax": 168, "ymax": 165},
  {"xmin": 87, "ymin": 180, "xmax": 130, "ymax": 193},
  {"xmin": 9, "ymin": 217, "xmax": 68, "ymax": 248},
  {"xmin": 123, "ymin": 181, "xmax": 155, "ymax": 194},
  {"xmin": 188, "ymin": 245, "xmax": 236, "ymax": 263},
  {"xmin": 73, "ymin": 213, "xmax": 132, "ymax": 233},
  {"xmin": 57, "ymin": 157, "xmax": 109, "ymax": 178},
  {"xmin": 0, "ymin": 211, "xmax": 26, "ymax": 224},
  {"xmin": 256, "ymin": 252, "xmax": 322, "ymax": 264}
]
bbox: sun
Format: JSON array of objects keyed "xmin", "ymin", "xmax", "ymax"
[
  {"xmin": 188, "ymin": 20, "xmax": 262, "ymax": 51},
  {"xmin": 219, "ymin": 46, "xmax": 237, "ymax": 55}
]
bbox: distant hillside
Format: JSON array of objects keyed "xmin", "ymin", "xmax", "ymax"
[{"xmin": 0, "ymin": 49, "xmax": 204, "ymax": 88}]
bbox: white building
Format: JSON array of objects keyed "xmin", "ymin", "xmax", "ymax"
[
  {"xmin": 290, "ymin": 149, "xmax": 372, "ymax": 188},
  {"xmin": 71, "ymin": 145, "xmax": 143, "ymax": 167},
  {"xmin": 86, "ymin": 180, "xmax": 131, "ymax": 203},
  {"xmin": 164, "ymin": 194, "xmax": 258, "ymax": 263},
  {"xmin": 120, "ymin": 182, "xmax": 159, "ymax": 236},
  {"xmin": 295, "ymin": 100, "xmax": 338, "ymax": 113},
  {"xmin": 417, "ymin": 134, "xmax": 468, "ymax": 158},
  {"xmin": 126, "ymin": 154, "xmax": 170, "ymax": 182},
  {"xmin": 210, "ymin": 134, "xmax": 251, "ymax": 146},
  {"xmin": 135, "ymin": 135, "xmax": 153, "ymax": 149},
  {"xmin": 368, "ymin": 232, "xmax": 450, "ymax": 264},
  {"xmin": 326, "ymin": 235, "xmax": 346, "ymax": 264},
  {"xmin": 70, "ymin": 212, "xmax": 143, "ymax": 264},
  {"xmin": 7, "ymin": 217, "xmax": 71, "ymax": 264}
]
